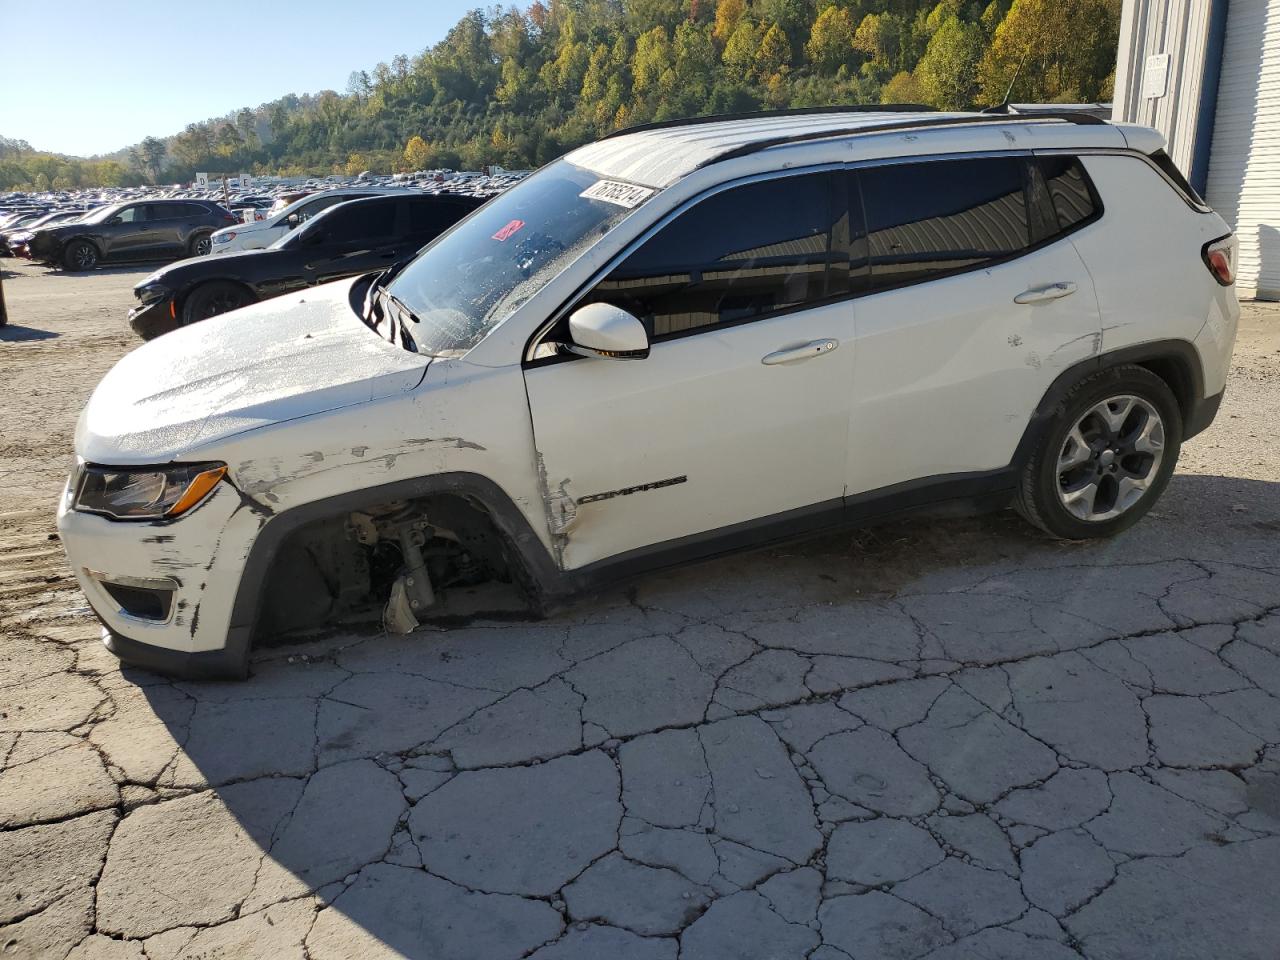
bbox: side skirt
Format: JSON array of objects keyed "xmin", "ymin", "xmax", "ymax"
[{"xmin": 561, "ymin": 468, "xmax": 1017, "ymax": 598}]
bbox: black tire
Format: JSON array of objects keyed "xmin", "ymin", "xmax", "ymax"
[
  {"xmin": 1015, "ymin": 364, "xmax": 1182, "ymax": 540},
  {"xmin": 188, "ymin": 233, "xmax": 212, "ymax": 257},
  {"xmin": 181, "ymin": 281, "xmax": 253, "ymax": 326},
  {"xmin": 62, "ymin": 240, "xmax": 98, "ymax": 271}
]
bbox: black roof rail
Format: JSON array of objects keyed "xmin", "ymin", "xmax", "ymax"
[
  {"xmin": 601, "ymin": 104, "xmax": 936, "ymax": 140},
  {"xmin": 698, "ymin": 110, "xmax": 1109, "ymax": 169}
]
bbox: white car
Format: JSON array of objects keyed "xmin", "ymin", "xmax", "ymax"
[
  {"xmin": 58, "ymin": 109, "xmax": 1239, "ymax": 678},
  {"xmin": 206, "ymin": 187, "xmax": 408, "ymax": 254}
]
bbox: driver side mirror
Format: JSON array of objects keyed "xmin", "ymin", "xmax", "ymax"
[
  {"xmin": 286, "ymin": 213, "xmax": 300, "ymax": 228},
  {"xmin": 107, "ymin": 216, "xmax": 122, "ymax": 225},
  {"xmin": 566, "ymin": 302, "xmax": 650, "ymax": 360}
]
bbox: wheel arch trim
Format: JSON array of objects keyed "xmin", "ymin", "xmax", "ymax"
[{"xmin": 1014, "ymin": 339, "xmax": 1208, "ymax": 467}]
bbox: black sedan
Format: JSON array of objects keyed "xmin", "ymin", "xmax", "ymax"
[
  {"xmin": 27, "ymin": 199, "xmax": 237, "ymax": 270},
  {"xmin": 128, "ymin": 193, "xmax": 482, "ymax": 340}
]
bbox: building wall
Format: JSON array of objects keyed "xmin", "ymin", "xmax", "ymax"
[
  {"xmin": 1204, "ymin": 0, "xmax": 1280, "ymax": 300},
  {"xmin": 1112, "ymin": 0, "xmax": 1215, "ymax": 176}
]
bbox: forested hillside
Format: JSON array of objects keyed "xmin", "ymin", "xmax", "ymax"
[{"xmin": 3, "ymin": 0, "xmax": 1120, "ymax": 189}]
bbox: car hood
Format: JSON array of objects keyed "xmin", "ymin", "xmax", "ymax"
[{"xmin": 77, "ymin": 278, "xmax": 428, "ymax": 464}]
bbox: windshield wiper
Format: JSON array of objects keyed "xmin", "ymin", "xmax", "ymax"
[{"xmin": 396, "ymin": 314, "xmax": 418, "ymax": 352}]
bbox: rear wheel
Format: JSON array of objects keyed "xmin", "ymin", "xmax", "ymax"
[
  {"xmin": 188, "ymin": 233, "xmax": 212, "ymax": 257},
  {"xmin": 181, "ymin": 281, "xmax": 252, "ymax": 326},
  {"xmin": 1015, "ymin": 365, "xmax": 1182, "ymax": 539},
  {"xmin": 62, "ymin": 240, "xmax": 98, "ymax": 271}
]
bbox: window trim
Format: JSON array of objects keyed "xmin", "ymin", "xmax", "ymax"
[
  {"xmin": 1039, "ymin": 146, "xmax": 1209, "ymax": 214},
  {"xmin": 522, "ymin": 149, "xmax": 1110, "ymax": 367}
]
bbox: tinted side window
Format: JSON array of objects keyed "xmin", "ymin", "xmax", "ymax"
[
  {"xmin": 297, "ymin": 195, "xmax": 351, "ymax": 221},
  {"xmin": 859, "ymin": 157, "xmax": 1030, "ymax": 290},
  {"xmin": 1037, "ymin": 156, "xmax": 1099, "ymax": 233},
  {"xmin": 320, "ymin": 202, "xmax": 397, "ymax": 241},
  {"xmin": 115, "ymin": 205, "xmax": 147, "ymax": 224},
  {"xmin": 408, "ymin": 201, "xmax": 469, "ymax": 238},
  {"xmin": 147, "ymin": 203, "xmax": 181, "ymax": 220},
  {"xmin": 592, "ymin": 172, "xmax": 851, "ymax": 339}
]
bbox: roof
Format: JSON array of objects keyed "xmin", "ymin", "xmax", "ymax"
[{"xmin": 565, "ymin": 109, "xmax": 1134, "ymax": 189}]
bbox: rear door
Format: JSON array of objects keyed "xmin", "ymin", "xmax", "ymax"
[
  {"xmin": 144, "ymin": 203, "xmax": 192, "ymax": 258},
  {"xmin": 846, "ymin": 155, "xmax": 1102, "ymax": 497}
]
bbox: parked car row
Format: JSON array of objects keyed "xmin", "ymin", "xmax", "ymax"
[
  {"xmin": 129, "ymin": 192, "xmax": 483, "ymax": 339},
  {"xmin": 0, "ymin": 168, "xmax": 526, "ymax": 272}
]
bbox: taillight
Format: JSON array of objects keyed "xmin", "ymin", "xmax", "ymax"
[{"xmin": 1202, "ymin": 235, "xmax": 1236, "ymax": 286}]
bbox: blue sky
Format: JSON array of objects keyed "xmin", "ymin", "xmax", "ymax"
[{"xmin": 1, "ymin": 0, "xmax": 503, "ymax": 157}]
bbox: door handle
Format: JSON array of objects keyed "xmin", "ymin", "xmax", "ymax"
[
  {"xmin": 761, "ymin": 339, "xmax": 838, "ymax": 365},
  {"xmin": 1014, "ymin": 281, "xmax": 1077, "ymax": 304}
]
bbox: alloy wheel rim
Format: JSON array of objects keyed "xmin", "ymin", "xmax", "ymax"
[
  {"xmin": 75, "ymin": 245, "xmax": 95, "ymax": 268},
  {"xmin": 194, "ymin": 237, "xmax": 211, "ymax": 256},
  {"xmin": 1056, "ymin": 394, "xmax": 1165, "ymax": 522}
]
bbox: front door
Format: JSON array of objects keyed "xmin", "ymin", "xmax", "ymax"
[
  {"xmin": 103, "ymin": 204, "xmax": 156, "ymax": 259},
  {"xmin": 846, "ymin": 155, "xmax": 1103, "ymax": 495},
  {"xmin": 524, "ymin": 170, "xmax": 860, "ymax": 570}
]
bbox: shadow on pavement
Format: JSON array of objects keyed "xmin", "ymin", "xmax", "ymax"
[
  {"xmin": 0, "ymin": 325, "xmax": 59, "ymax": 342},
  {"xmin": 115, "ymin": 472, "xmax": 1280, "ymax": 957}
]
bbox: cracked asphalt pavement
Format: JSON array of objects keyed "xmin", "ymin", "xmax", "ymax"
[{"xmin": 3, "ymin": 259, "xmax": 1280, "ymax": 959}]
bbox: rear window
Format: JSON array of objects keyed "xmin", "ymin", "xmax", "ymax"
[
  {"xmin": 317, "ymin": 201, "xmax": 397, "ymax": 241},
  {"xmin": 408, "ymin": 200, "xmax": 471, "ymax": 238},
  {"xmin": 858, "ymin": 156, "xmax": 1031, "ymax": 290}
]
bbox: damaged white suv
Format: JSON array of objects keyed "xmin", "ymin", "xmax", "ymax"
[{"xmin": 59, "ymin": 108, "xmax": 1239, "ymax": 678}]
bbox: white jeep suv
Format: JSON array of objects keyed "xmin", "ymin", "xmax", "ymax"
[{"xmin": 58, "ymin": 109, "xmax": 1239, "ymax": 678}]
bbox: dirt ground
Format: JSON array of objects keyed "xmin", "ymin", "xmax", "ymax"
[{"xmin": 2, "ymin": 258, "xmax": 1280, "ymax": 960}]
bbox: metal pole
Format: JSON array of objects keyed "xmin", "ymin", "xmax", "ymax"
[{"xmin": 0, "ymin": 268, "xmax": 8, "ymax": 327}]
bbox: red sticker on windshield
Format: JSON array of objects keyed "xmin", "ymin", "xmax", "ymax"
[{"xmin": 492, "ymin": 219, "xmax": 525, "ymax": 242}]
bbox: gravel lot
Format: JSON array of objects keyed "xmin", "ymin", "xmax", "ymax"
[{"xmin": 2, "ymin": 258, "xmax": 1280, "ymax": 960}]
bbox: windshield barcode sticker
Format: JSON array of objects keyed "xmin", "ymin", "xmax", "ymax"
[{"xmin": 580, "ymin": 180, "xmax": 655, "ymax": 209}]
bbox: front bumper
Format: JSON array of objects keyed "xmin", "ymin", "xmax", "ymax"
[
  {"xmin": 128, "ymin": 297, "xmax": 179, "ymax": 340},
  {"xmin": 57, "ymin": 480, "xmax": 258, "ymax": 676}
]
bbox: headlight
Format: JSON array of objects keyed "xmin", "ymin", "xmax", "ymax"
[
  {"xmin": 73, "ymin": 463, "xmax": 227, "ymax": 520},
  {"xmin": 212, "ymin": 232, "xmax": 235, "ymax": 244},
  {"xmin": 135, "ymin": 283, "xmax": 170, "ymax": 305}
]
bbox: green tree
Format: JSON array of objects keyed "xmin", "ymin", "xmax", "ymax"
[
  {"xmin": 806, "ymin": 6, "xmax": 857, "ymax": 73},
  {"xmin": 139, "ymin": 136, "xmax": 168, "ymax": 182},
  {"xmin": 756, "ymin": 22, "xmax": 792, "ymax": 80},
  {"xmin": 916, "ymin": 15, "xmax": 985, "ymax": 109},
  {"xmin": 722, "ymin": 19, "xmax": 762, "ymax": 75}
]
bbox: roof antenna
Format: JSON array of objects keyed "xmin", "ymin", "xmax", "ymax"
[{"xmin": 982, "ymin": 48, "xmax": 1030, "ymax": 114}]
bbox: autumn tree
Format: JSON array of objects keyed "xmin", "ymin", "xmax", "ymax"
[
  {"xmin": 806, "ymin": 6, "xmax": 857, "ymax": 73},
  {"xmin": 756, "ymin": 22, "xmax": 792, "ymax": 81},
  {"xmin": 713, "ymin": 0, "xmax": 746, "ymax": 44},
  {"xmin": 916, "ymin": 15, "xmax": 985, "ymax": 109},
  {"xmin": 978, "ymin": 0, "xmax": 1120, "ymax": 103},
  {"xmin": 403, "ymin": 135, "xmax": 431, "ymax": 170}
]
